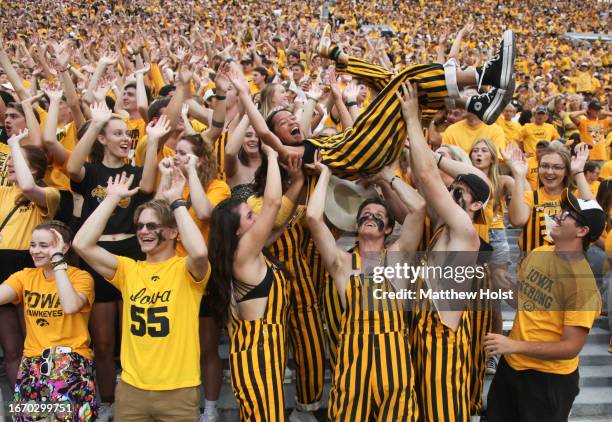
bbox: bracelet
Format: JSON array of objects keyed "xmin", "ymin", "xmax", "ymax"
[
  {"xmin": 170, "ymin": 199, "xmax": 187, "ymax": 211},
  {"xmin": 572, "ymin": 171, "xmax": 584, "ymax": 176},
  {"xmin": 346, "ymin": 101, "xmax": 358, "ymax": 107},
  {"xmin": 390, "ymin": 176, "xmax": 399, "ymax": 186},
  {"xmin": 437, "ymin": 154, "xmax": 443, "ymax": 167},
  {"xmin": 225, "ymin": 58, "xmax": 235, "ymax": 64},
  {"xmin": 51, "ymin": 252, "xmax": 65, "ymax": 260},
  {"xmin": 215, "ymin": 94, "xmax": 226, "ymax": 100},
  {"xmin": 57, "ymin": 66, "xmax": 69, "ymax": 73},
  {"xmin": 211, "ymin": 119, "xmax": 225, "ymax": 128}
]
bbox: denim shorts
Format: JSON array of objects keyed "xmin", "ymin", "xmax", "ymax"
[{"xmin": 489, "ymin": 229, "xmax": 511, "ymax": 265}]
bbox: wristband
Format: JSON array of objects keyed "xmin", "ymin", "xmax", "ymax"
[
  {"xmin": 215, "ymin": 94, "xmax": 226, "ymax": 100},
  {"xmin": 437, "ymin": 154, "xmax": 443, "ymax": 167},
  {"xmin": 51, "ymin": 252, "xmax": 65, "ymax": 261},
  {"xmin": 57, "ymin": 66, "xmax": 69, "ymax": 73},
  {"xmin": 170, "ymin": 199, "xmax": 187, "ymax": 211},
  {"xmin": 346, "ymin": 101, "xmax": 358, "ymax": 107},
  {"xmin": 211, "ymin": 119, "xmax": 225, "ymax": 128},
  {"xmin": 225, "ymin": 58, "xmax": 235, "ymax": 64},
  {"xmin": 330, "ymin": 46, "xmax": 341, "ymax": 61},
  {"xmin": 52, "ymin": 262, "xmax": 68, "ymax": 272},
  {"xmin": 572, "ymin": 171, "xmax": 584, "ymax": 176}
]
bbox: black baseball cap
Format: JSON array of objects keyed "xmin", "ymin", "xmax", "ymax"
[
  {"xmin": 454, "ymin": 174, "xmax": 491, "ymax": 224},
  {"xmin": 588, "ymin": 100, "xmax": 602, "ymax": 110},
  {"xmin": 561, "ymin": 189, "xmax": 606, "ymax": 242}
]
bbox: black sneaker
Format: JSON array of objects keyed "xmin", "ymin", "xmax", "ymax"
[
  {"xmin": 467, "ymin": 83, "xmax": 514, "ymax": 124},
  {"xmin": 475, "ymin": 30, "xmax": 516, "ymax": 91}
]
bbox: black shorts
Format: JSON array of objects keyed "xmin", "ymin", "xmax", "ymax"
[
  {"xmin": 0, "ymin": 249, "xmax": 34, "ymax": 308},
  {"xmin": 486, "ymin": 356, "xmax": 579, "ymax": 422},
  {"xmin": 79, "ymin": 236, "xmax": 144, "ymax": 303}
]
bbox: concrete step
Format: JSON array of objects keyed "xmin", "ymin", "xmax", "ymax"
[
  {"xmin": 578, "ymin": 366, "xmax": 612, "ymax": 387},
  {"xmin": 579, "ymin": 343, "xmax": 612, "ymax": 366},
  {"xmin": 571, "ymin": 387, "xmax": 612, "ymax": 418}
]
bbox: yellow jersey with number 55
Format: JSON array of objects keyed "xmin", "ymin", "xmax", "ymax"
[{"xmin": 109, "ymin": 255, "xmax": 210, "ymax": 390}]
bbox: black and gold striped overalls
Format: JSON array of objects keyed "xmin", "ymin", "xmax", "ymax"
[
  {"xmin": 328, "ymin": 248, "xmax": 419, "ymax": 421},
  {"xmin": 229, "ymin": 258, "xmax": 290, "ymax": 422},
  {"xmin": 518, "ymin": 189, "xmax": 560, "ymax": 254},
  {"xmin": 409, "ymin": 227, "xmax": 472, "ymax": 422},
  {"xmin": 268, "ymin": 208, "xmax": 326, "ymax": 409},
  {"xmin": 306, "ymin": 57, "xmax": 448, "ymax": 179}
]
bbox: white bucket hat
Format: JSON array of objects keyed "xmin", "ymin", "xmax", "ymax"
[{"xmin": 324, "ymin": 175, "xmax": 379, "ymax": 233}]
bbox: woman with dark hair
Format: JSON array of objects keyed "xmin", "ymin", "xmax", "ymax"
[
  {"xmin": 0, "ymin": 220, "xmax": 96, "ymax": 421},
  {"xmin": 208, "ymin": 145, "xmax": 291, "ymax": 422},
  {"xmin": 595, "ymin": 179, "xmax": 612, "ymax": 353},
  {"xmin": 65, "ymin": 102, "xmax": 163, "ymax": 420},
  {"xmin": 0, "ymin": 129, "xmax": 60, "ymax": 389}
]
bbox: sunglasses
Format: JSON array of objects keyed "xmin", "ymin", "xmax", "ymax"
[
  {"xmin": 135, "ymin": 222, "xmax": 166, "ymax": 231},
  {"xmin": 40, "ymin": 347, "xmax": 53, "ymax": 376},
  {"xmin": 554, "ymin": 209, "xmax": 585, "ymax": 226}
]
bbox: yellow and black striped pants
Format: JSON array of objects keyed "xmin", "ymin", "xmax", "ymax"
[
  {"xmin": 271, "ymin": 229, "xmax": 326, "ymax": 407},
  {"xmin": 306, "ymin": 58, "xmax": 447, "ymax": 179},
  {"xmin": 229, "ymin": 321, "xmax": 287, "ymax": 422},
  {"xmin": 410, "ymin": 310, "xmax": 472, "ymax": 422}
]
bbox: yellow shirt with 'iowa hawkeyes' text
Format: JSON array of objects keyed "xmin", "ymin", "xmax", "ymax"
[{"xmin": 109, "ymin": 255, "xmax": 210, "ymax": 390}]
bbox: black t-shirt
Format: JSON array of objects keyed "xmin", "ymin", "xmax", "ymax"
[
  {"xmin": 0, "ymin": 126, "xmax": 8, "ymax": 142},
  {"xmin": 71, "ymin": 163, "xmax": 151, "ymax": 235}
]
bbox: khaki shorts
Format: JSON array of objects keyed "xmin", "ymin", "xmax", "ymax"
[{"xmin": 115, "ymin": 379, "xmax": 200, "ymax": 422}]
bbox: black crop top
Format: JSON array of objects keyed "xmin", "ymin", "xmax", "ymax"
[{"xmin": 233, "ymin": 265, "xmax": 274, "ymax": 303}]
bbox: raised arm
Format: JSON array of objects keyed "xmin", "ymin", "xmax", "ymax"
[
  {"xmin": 398, "ymin": 82, "xmax": 475, "ymax": 241},
  {"xmin": 54, "ymin": 44, "xmax": 86, "ymax": 128},
  {"xmin": 7, "ymin": 130, "xmax": 48, "ymax": 207},
  {"xmin": 67, "ymin": 102, "xmax": 112, "ymax": 182},
  {"xmin": 0, "ymin": 40, "xmax": 29, "ymax": 100},
  {"xmin": 503, "ymin": 144, "xmax": 531, "ymax": 227},
  {"xmin": 42, "ymin": 87, "xmax": 70, "ymax": 166},
  {"xmin": 185, "ymin": 154, "xmax": 215, "ymax": 220},
  {"xmin": 305, "ymin": 162, "xmax": 349, "ymax": 283},
  {"xmin": 73, "ymin": 173, "xmax": 140, "ymax": 279},
  {"xmin": 159, "ymin": 167, "xmax": 209, "ymax": 280},
  {"xmin": 201, "ymin": 68, "xmax": 229, "ymax": 143},
  {"xmin": 135, "ymin": 66, "xmax": 151, "ymax": 123},
  {"xmin": 224, "ymin": 115, "xmax": 250, "ymax": 178},
  {"xmin": 83, "ymin": 52, "xmax": 118, "ymax": 105},
  {"xmin": 20, "ymin": 95, "xmax": 43, "ymax": 147},
  {"xmin": 571, "ymin": 144, "xmax": 595, "ymax": 200},
  {"xmin": 140, "ymin": 115, "xmax": 171, "ymax": 194},
  {"xmin": 236, "ymin": 146, "xmax": 283, "ymax": 261},
  {"xmin": 48, "ymin": 229, "xmax": 87, "ymax": 314}
]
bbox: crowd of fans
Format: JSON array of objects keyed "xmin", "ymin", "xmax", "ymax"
[{"xmin": 0, "ymin": 0, "xmax": 610, "ymax": 421}]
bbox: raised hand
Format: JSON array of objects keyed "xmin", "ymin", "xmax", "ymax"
[
  {"xmin": 7, "ymin": 129, "xmax": 29, "ymax": 148},
  {"xmin": 395, "ymin": 82, "xmax": 419, "ymax": 122},
  {"xmin": 160, "ymin": 168, "xmax": 187, "ymax": 202},
  {"xmin": 177, "ymin": 64, "xmax": 193, "ymax": 85},
  {"xmin": 285, "ymin": 155, "xmax": 304, "ymax": 184},
  {"xmin": 342, "ymin": 81, "xmax": 360, "ymax": 103},
  {"xmin": 146, "ymin": 114, "xmax": 171, "ymax": 140},
  {"xmin": 214, "ymin": 64, "xmax": 231, "ymax": 92},
  {"xmin": 501, "ymin": 143, "xmax": 528, "ymax": 178},
  {"xmin": 185, "ymin": 153, "xmax": 199, "ymax": 171},
  {"xmin": 106, "ymin": 172, "xmax": 140, "ymax": 199},
  {"xmin": 42, "ymin": 84, "xmax": 64, "ymax": 102},
  {"xmin": 100, "ymin": 51, "xmax": 120, "ymax": 66},
  {"xmin": 226, "ymin": 66, "xmax": 249, "ymax": 95},
  {"xmin": 181, "ymin": 103, "xmax": 190, "ymax": 119},
  {"xmin": 158, "ymin": 157, "xmax": 174, "ymax": 177},
  {"xmin": 89, "ymin": 102, "xmax": 112, "ymax": 125},
  {"xmin": 571, "ymin": 143, "xmax": 590, "ymax": 175},
  {"xmin": 307, "ymin": 84, "xmax": 323, "ymax": 102},
  {"xmin": 48, "ymin": 228, "xmax": 66, "ymax": 257},
  {"xmin": 20, "ymin": 93, "xmax": 44, "ymax": 107}
]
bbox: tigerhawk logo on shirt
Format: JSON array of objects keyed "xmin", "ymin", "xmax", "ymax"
[{"xmin": 91, "ymin": 185, "xmax": 131, "ymax": 208}]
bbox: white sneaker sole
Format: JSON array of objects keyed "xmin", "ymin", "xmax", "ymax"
[
  {"xmin": 483, "ymin": 78, "xmax": 515, "ymax": 124},
  {"xmin": 499, "ymin": 30, "xmax": 515, "ymax": 91}
]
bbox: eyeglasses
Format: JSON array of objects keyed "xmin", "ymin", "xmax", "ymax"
[
  {"xmin": 539, "ymin": 164, "xmax": 566, "ymax": 172},
  {"xmin": 554, "ymin": 210, "xmax": 585, "ymax": 226},
  {"xmin": 40, "ymin": 347, "xmax": 53, "ymax": 376},
  {"xmin": 135, "ymin": 222, "xmax": 165, "ymax": 231}
]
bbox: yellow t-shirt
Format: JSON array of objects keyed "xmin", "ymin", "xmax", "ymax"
[
  {"xmin": 0, "ymin": 142, "xmax": 10, "ymax": 187},
  {"xmin": 519, "ymin": 123, "xmax": 560, "ymax": 155},
  {"xmin": 507, "ymin": 245, "xmax": 600, "ymax": 374},
  {"xmin": 0, "ymin": 186, "xmax": 60, "ymax": 250},
  {"xmin": 526, "ymin": 156, "xmax": 539, "ymax": 191},
  {"xmin": 495, "ymin": 117, "xmax": 522, "ymax": 145},
  {"xmin": 125, "ymin": 118, "xmax": 147, "ymax": 160},
  {"xmin": 247, "ymin": 195, "xmax": 298, "ymax": 229},
  {"xmin": 5, "ymin": 267, "xmax": 94, "ymax": 360},
  {"xmin": 579, "ymin": 118, "xmax": 610, "ymax": 161},
  {"xmin": 109, "ymin": 255, "xmax": 210, "ymax": 390},
  {"xmin": 600, "ymin": 160, "xmax": 612, "ymax": 180},
  {"xmin": 442, "ymin": 120, "xmax": 506, "ymax": 157}
]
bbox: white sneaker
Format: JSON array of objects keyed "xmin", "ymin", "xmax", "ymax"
[
  {"xmin": 97, "ymin": 402, "xmax": 115, "ymax": 422},
  {"xmin": 486, "ymin": 355, "xmax": 499, "ymax": 375},
  {"xmin": 200, "ymin": 408, "xmax": 220, "ymax": 422},
  {"xmin": 289, "ymin": 409, "xmax": 319, "ymax": 422}
]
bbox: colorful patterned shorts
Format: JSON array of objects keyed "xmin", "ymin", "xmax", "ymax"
[{"xmin": 13, "ymin": 352, "xmax": 97, "ymax": 421}]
